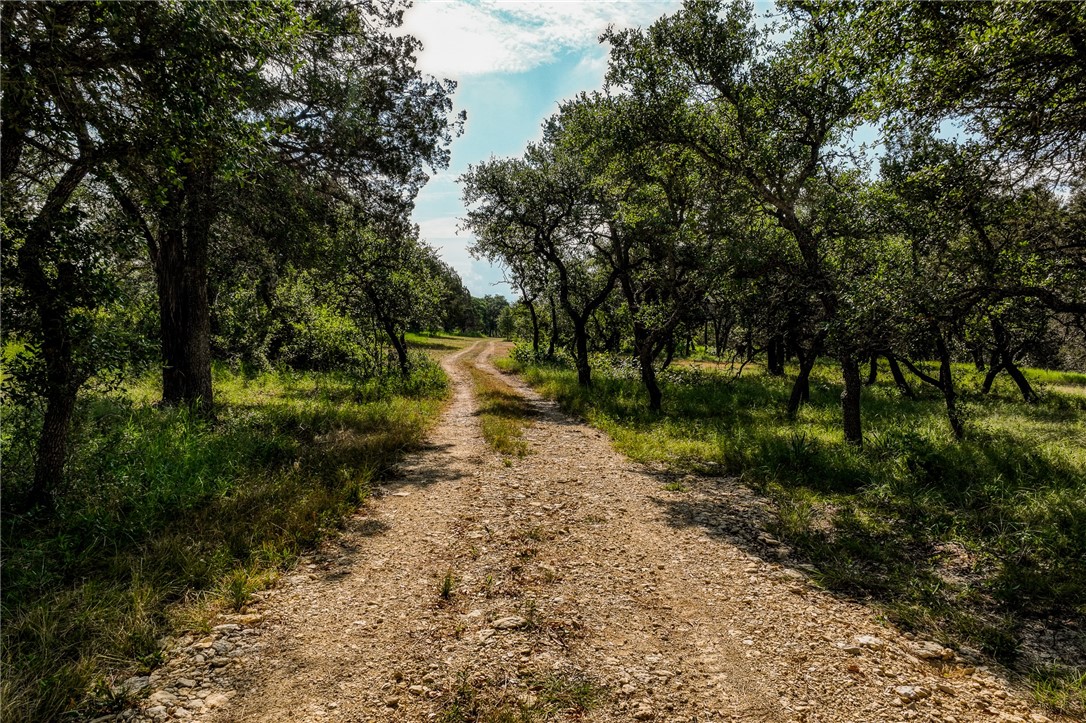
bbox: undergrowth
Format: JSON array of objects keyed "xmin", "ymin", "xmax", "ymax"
[
  {"xmin": 506, "ymin": 353, "xmax": 1086, "ymax": 716},
  {"xmin": 1, "ymin": 360, "xmax": 447, "ymax": 722}
]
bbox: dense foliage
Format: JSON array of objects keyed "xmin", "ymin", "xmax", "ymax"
[
  {"xmin": 464, "ymin": 1, "xmax": 1086, "ymax": 712},
  {"xmin": 0, "ymin": 2, "xmax": 504, "ymax": 719},
  {"xmin": 462, "ymin": 0, "xmax": 1086, "ymax": 441}
]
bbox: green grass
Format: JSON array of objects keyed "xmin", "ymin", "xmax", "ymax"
[
  {"xmin": 506, "ymin": 354, "xmax": 1086, "ymax": 716},
  {"xmin": 440, "ymin": 670, "xmax": 604, "ymax": 723},
  {"xmin": 405, "ymin": 331, "xmax": 480, "ymax": 355},
  {"xmin": 1, "ymin": 361, "xmax": 448, "ymax": 722},
  {"xmin": 464, "ymin": 350, "xmax": 534, "ymax": 459}
]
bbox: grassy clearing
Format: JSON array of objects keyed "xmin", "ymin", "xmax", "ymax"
[
  {"xmin": 405, "ymin": 331, "xmax": 480, "ymax": 358},
  {"xmin": 505, "ymin": 354, "xmax": 1086, "ymax": 715},
  {"xmin": 463, "ymin": 350, "xmax": 534, "ymax": 459},
  {"xmin": 1, "ymin": 361, "xmax": 448, "ymax": 722}
]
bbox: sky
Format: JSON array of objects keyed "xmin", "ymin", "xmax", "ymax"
[{"xmin": 400, "ymin": 0, "xmax": 681, "ymax": 299}]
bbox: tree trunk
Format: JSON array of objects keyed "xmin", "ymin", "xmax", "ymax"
[
  {"xmin": 31, "ymin": 383, "xmax": 78, "ymax": 510},
  {"xmin": 573, "ymin": 321, "xmax": 591, "ymax": 386},
  {"xmin": 547, "ymin": 295, "xmax": 558, "ymax": 359},
  {"xmin": 156, "ymin": 169, "xmax": 214, "ymax": 412},
  {"xmin": 864, "ymin": 354, "xmax": 878, "ymax": 386},
  {"xmin": 969, "ymin": 344, "xmax": 986, "ymax": 372},
  {"xmin": 886, "ymin": 354, "xmax": 914, "ymax": 398},
  {"xmin": 981, "ymin": 354, "xmax": 1004, "ymax": 394},
  {"xmin": 661, "ymin": 336, "xmax": 676, "ymax": 371},
  {"xmin": 525, "ymin": 297, "xmax": 540, "ymax": 355},
  {"xmin": 992, "ymin": 322, "xmax": 1039, "ymax": 403},
  {"xmin": 786, "ymin": 351, "xmax": 816, "ymax": 418},
  {"xmin": 767, "ymin": 335, "xmax": 785, "ymax": 376},
  {"xmin": 640, "ymin": 348, "xmax": 662, "ymax": 412},
  {"xmin": 840, "ymin": 356, "xmax": 863, "ymax": 447},
  {"xmin": 1004, "ymin": 360, "xmax": 1039, "ymax": 403},
  {"xmin": 16, "ymin": 160, "xmax": 95, "ymax": 508},
  {"xmin": 391, "ymin": 331, "xmax": 410, "ymax": 377},
  {"xmin": 27, "ymin": 285, "xmax": 81, "ymax": 510},
  {"xmin": 935, "ymin": 335, "xmax": 965, "ymax": 439}
]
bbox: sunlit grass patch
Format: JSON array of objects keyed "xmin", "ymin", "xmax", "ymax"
[
  {"xmin": 439, "ymin": 669, "xmax": 605, "ymax": 723},
  {"xmin": 1, "ymin": 362, "xmax": 448, "ymax": 722},
  {"xmin": 511, "ymin": 354, "xmax": 1086, "ymax": 716},
  {"xmin": 464, "ymin": 355, "xmax": 534, "ymax": 459}
]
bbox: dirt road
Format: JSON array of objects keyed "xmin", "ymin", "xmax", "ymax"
[{"xmin": 128, "ymin": 340, "xmax": 1061, "ymax": 723}]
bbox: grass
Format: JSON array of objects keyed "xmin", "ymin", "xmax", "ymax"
[
  {"xmin": 1, "ymin": 360, "xmax": 448, "ymax": 722},
  {"xmin": 440, "ymin": 568, "xmax": 458, "ymax": 602},
  {"xmin": 440, "ymin": 670, "xmax": 604, "ymax": 723},
  {"xmin": 505, "ymin": 353, "xmax": 1086, "ymax": 716},
  {"xmin": 462, "ymin": 348, "xmax": 535, "ymax": 459},
  {"xmin": 405, "ymin": 331, "xmax": 481, "ymax": 356}
]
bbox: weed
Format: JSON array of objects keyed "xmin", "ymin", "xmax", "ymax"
[
  {"xmin": 529, "ymin": 672, "xmax": 606, "ymax": 714},
  {"xmin": 1028, "ymin": 664, "xmax": 1086, "ymax": 714},
  {"xmin": 440, "ymin": 569, "xmax": 457, "ymax": 602},
  {"xmin": 521, "ymin": 599, "xmax": 541, "ymax": 630},
  {"xmin": 439, "ymin": 669, "xmax": 605, "ymax": 723}
]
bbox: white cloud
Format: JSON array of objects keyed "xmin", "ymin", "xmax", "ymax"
[
  {"xmin": 401, "ymin": 0, "xmax": 678, "ymax": 77},
  {"xmin": 415, "ymin": 215, "xmax": 463, "ymax": 241}
]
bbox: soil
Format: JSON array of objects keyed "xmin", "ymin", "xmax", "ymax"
[{"xmin": 123, "ymin": 340, "xmax": 1066, "ymax": 723}]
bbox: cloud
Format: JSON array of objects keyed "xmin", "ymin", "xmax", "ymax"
[
  {"xmin": 401, "ymin": 1, "xmax": 678, "ymax": 77},
  {"xmin": 415, "ymin": 215, "xmax": 463, "ymax": 241}
]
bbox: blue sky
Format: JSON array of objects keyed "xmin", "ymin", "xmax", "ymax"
[{"xmin": 401, "ymin": 1, "xmax": 681, "ymax": 298}]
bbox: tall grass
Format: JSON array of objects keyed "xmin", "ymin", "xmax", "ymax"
[
  {"xmin": 508, "ymin": 354, "xmax": 1086, "ymax": 715},
  {"xmin": 1, "ymin": 361, "xmax": 448, "ymax": 722}
]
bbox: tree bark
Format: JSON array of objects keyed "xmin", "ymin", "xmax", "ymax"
[
  {"xmin": 1004, "ymin": 359, "xmax": 1039, "ymax": 403},
  {"xmin": 639, "ymin": 348, "xmax": 663, "ymax": 412},
  {"xmin": 864, "ymin": 354, "xmax": 878, "ymax": 386},
  {"xmin": 661, "ymin": 336, "xmax": 677, "ymax": 371},
  {"xmin": 573, "ymin": 320, "xmax": 591, "ymax": 386},
  {"xmin": 16, "ymin": 155, "xmax": 95, "ymax": 508},
  {"xmin": 383, "ymin": 328, "xmax": 409, "ymax": 377},
  {"xmin": 156, "ymin": 166, "xmax": 214, "ymax": 412},
  {"xmin": 992, "ymin": 321, "xmax": 1039, "ymax": 403},
  {"xmin": 31, "ymin": 381, "xmax": 78, "ymax": 510},
  {"xmin": 786, "ymin": 351, "xmax": 816, "ymax": 418},
  {"xmin": 981, "ymin": 353, "xmax": 1004, "ymax": 394},
  {"xmin": 525, "ymin": 297, "xmax": 540, "ymax": 355},
  {"xmin": 840, "ymin": 356, "xmax": 863, "ymax": 446},
  {"xmin": 886, "ymin": 354, "xmax": 914, "ymax": 398},
  {"xmin": 767, "ymin": 334, "xmax": 785, "ymax": 376},
  {"xmin": 935, "ymin": 334, "xmax": 965, "ymax": 440},
  {"xmin": 547, "ymin": 295, "xmax": 558, "ymax": 359}
]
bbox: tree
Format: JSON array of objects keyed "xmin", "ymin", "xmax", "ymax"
[
  {"xmin": 330, "ymin": 210, "xmax": 443, "ymax": 376},
  {"xmin": 855, "ymin": 0, "xmax": 1086, "ymax": 178},
  {"xmin": 462, "ymin": 142, "xmax": 618, "ymax": 386},
  {"xmin": 554, "ymin": 93, "xmax": 739, "ymax": 410},
  {"xmin": 1, "ymin": 2, "xmax": 160, "ymax": 504},
  {"xmin": 107, "ymin": 0, "xmax": 461, "ymax": 409},
  {"xmin": 605, "ymin": 0, "xmax": 873, "ymax": 442}
]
